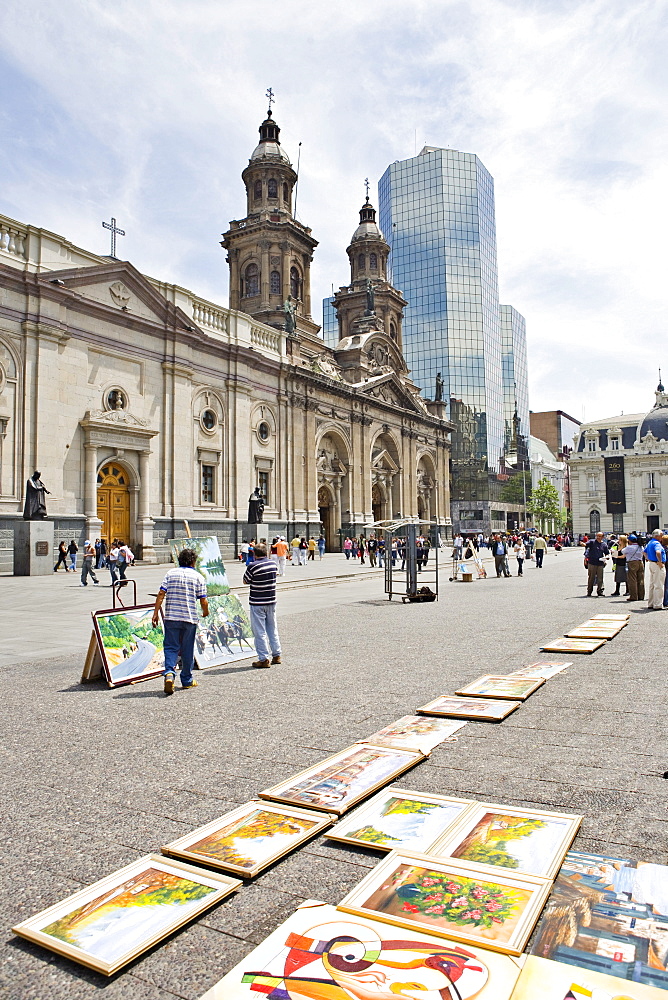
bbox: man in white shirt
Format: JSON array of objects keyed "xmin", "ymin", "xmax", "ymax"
[{"xmin": 152, "ymin": 549, "xmax": 209, "ymax": 695}]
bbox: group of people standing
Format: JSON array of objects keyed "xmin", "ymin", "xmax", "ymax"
[
  {"xmin": 583, "ymin": 529, "xmax": 668, "ymax": 608},
  {"xmin": 240, "ymin": 535, "xmax": 327, "ymax": 576},
  {"xmin": 53, "ymin": 536, "xmax": 134, "ymax": 586}
]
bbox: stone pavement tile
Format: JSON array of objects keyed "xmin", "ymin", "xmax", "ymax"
[
  {"xmin": 1, "ymin": 861, "xmax": 84, "ymax": 929},
  {"xmin": 572, "ymin": 835, "xmax": 667, "ymax": 865},
  {"xmin": 610, "ymin": 814, "xmax": 668, "ymax": 851},
  {"xmin": 0, "ymin": 953, "xmax": 183, "ymax": 1000},
  {"xmin": 200, "ymin": 882, "xmax": 300, "ymax": 943},
  {"xmin": 149, "ymin": 792, "xmax": 244, "ymax": 828},
  {"xmin": 302, "ymin": 836, "xmax": 380, "ymax": 871},
  {"xmin": 255, "ymin": 849, "xmax": 375, "ymax": 902},
  {"xmin": 2, "ymin": 840, "xmax": 145, "ymax": 899}
]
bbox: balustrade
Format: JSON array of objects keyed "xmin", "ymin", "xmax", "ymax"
[{"xmin": 0, "ymin": 218, "xmax": 27, "ymax": 259}]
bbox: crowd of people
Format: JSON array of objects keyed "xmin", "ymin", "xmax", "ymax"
[
  {"xmin": 582, "ymin": 529, "xmax": 668, "ymax": 608},
  {"xmin": 53, "ymin": 536, "xmax": 134, "ymax": 586}
]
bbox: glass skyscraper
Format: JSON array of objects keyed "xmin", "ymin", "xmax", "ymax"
[
  {"xmin": 500, "ymin": 304, "xmax": 530, "ymax": 465},
  {"xmin": 321, "ymin": 295, "xmax": 338, "ymax": 347},
  {"xmin": 378, "ymin": 146, "xmax": 528, "ymax": 532}
]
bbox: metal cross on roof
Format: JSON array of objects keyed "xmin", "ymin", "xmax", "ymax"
[
  {"xmin": 102, "ymin": 217, "xmax": 125, "ymax": 258},
  {"xmin": 266, "ymin": 87, "xmax": 274, "ymax": 114},
  {"xmin": 364, "ymin": 177, "xmax": 370, "ymax": 200}
]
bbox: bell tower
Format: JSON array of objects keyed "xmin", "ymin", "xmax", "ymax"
[{"xmin": 221, "ymin": 100, "xmax": 319, "ymax": 337}]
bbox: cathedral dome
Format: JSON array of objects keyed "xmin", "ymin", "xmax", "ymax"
[
  {"xmin": 638, "ymin": 381, "xmax": 668, "ymax": 441},
  {"xmin": 351, "ymin": 197, "xmax": 384, "ymax": 241},
  {"xmin": 250, "ymin": 111, "xmax": 291, "ymax": 164}
]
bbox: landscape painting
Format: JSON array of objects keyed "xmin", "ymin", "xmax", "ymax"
[
  {"xmin": 194, "ymin": 594, "xmax": 254, "ymax": 669},
  {"xmin": 508, "ymin": 661, "xmax": 573, "ymax": 679},
  {"xmin": 540, "ymin": 638, "xmax": 607, "ymax": 653},
  {"xmin": 417, "ymin": 695, "xmax": 522, "ymax": 721},
  {"xmin": 511, "ymin": 955, "xmax": 668, "ymax": 1000},
  {"xmin": 530, "ymin": 850, "xmax": 668, "ymax": 988},
  {"xmin": 93, "ymin": 605, "xmax": 164, "ymax": 687},
  {"xmin": 359, "ymin": 715, "xmax": 467, "ymax": 754},
  {"xmin": 455, "ymin": 675, "xmax": 545, "ymax": 701},
  {"xmin": 169, "ymin": 536, "xmax": 230, "ymax": 595},
  {"xmin": 162, "ymin": 801, "xmax": 331, "ymax": 877},
  {"xmin": 431, "ymin": 804, "xmax": 581, "ymax": 878},
  {"xmin": 12, "ymin": 855, "xmax": 241, "ymax": 975},
  {"xmin": 326, "ymin": 788, "xmax": 475, "ymax": 852},
  {"xmin": 259, "ymin": 745, "xmax": 424, "ymax": 815},
  {"xmin": 338, "ymin": 852, "xmax": 552, "ymax": 955},
  {"xmin": 199, "ymin": 900, "xmax": 524, "ymax": 999}
]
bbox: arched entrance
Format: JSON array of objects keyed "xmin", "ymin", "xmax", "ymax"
[
  {"xmin": 97, "ymin": 462, "xmax": 131, "ymax": 544},
  {"xmin": 318, "ymin": 484, "xmax": 334, "ymax": 550}
]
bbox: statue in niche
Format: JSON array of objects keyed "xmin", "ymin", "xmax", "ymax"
[
  {"xmin": 248, "ymin": 487, "xmax": 265, "ymax": 524},
  {"xmin": 23, "ymin": 470, "xmax": 51, "ymax": 520},
  {"xmin": 364, "ymin": 279, "xmax": 375, "ymax": 316},
  {"xmin": 283, "ymin": 295, "xmax": 297, "ymax": 336},
  {"xmin": 435, "ymin": 372, "xmax": 444, "ymax": 402}
]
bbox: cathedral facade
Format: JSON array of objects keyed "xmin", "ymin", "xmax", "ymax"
[{"xmin": 0, "ymin": 111, "xmax": 452, "ymax": 569}]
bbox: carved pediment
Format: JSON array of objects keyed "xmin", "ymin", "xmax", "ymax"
[
  {"xmin": 86, "ymin": 408, "xmax": 149, "ymax": 427},
  {"xmin": 357, "ymin": 372, "xmax": 429, "ymax": 415},
  {"xmin": 371, "ymin": 447, "xmax": 399, "ymax": 474}
]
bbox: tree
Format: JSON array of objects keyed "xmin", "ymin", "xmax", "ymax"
[
  {"xmin": 499, "ymin": 471, "xmax": 531, "ymax": 505},
  {"xmin": 527, "ymin": 478, "xmax": 562, "ymax": 532}
]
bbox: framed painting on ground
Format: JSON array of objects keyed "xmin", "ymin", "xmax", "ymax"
[
  {"xmin": 357, "ymin": 715, "xmax": 467, "ymax": 754},
  {"xmin": 589, "ymin": 613, "xmax": 630, "ymax": 621},
  {"xmin": 566, "ymin": 626, "xmax": 622, "ymax": 639},
  {"xmin": 194, "ymin": 593, "xmax": 254, "ymax": 669},
  {"xmin": 198, "ymin": 899, "xmax": 525, "ymax": 1000},
  {"xmin": 92, "ymin": 605, "xmax": 164, "ymax": 687},
  {"xmin": 511, "ymin": 955, "xmax": 668, "ymax": 1000},
  {"xmin": 12, "ymin": 854, "xmax": 241, "ymax": 976},
  {"xmin": 580, "ymin": 618, "xmax": 627, "ymax": 628},
  {"xmin": 337, "ymin": 851, "xmax": 552, "ymax": 955},
  {"xmin": 259, "ymin": 745, "xmax": 424, "ymax": 816},
  {"xmin": 455, "ymin": 675, "xmax": 545, "ymax": 701},
  {"xmin": 430, "ymin": 803, "xmax": 582, "ymax": 878},
  {"xmin": 540, "ymin": 637, "xmax": 606, "ymax": 653},
  {"xmin": 417, "ymin": 695, "xmax": 522, "ymax": 721},
  {"xmin": 169, "ymin": 536, "xmax": 230, "ymax": 594},
  {"xmin": 162, "ymin": 801, "xmax": 332, "ymax": 877},
  {"xmin": 326, "ymin": 787, "xmax": 475, "ymax": 853},
  {"xmin": 507, "ymin": 661, "xmax": 573, "ymax": 679}
]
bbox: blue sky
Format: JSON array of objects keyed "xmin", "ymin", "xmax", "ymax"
[{"xmin": 1, "ymin": 0, "xmax": 666, "ymax": 421}]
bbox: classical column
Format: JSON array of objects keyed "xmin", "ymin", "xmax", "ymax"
[
  {"xmin": 303, "ymin": 252, "xmax": 313, "ymax": 318},
  {"xmin": 260, "ymin": 240, "xmax": 271, "ymax": 309},
  {"xmin": 137, "ymin": 448, "xmax": 157, "ymax": 562},
  {"xmin": 84, "ymin": 442, "xmax": 103, "ymax": 537},
  {"xmin": 280, "ymin": 242, "xmax": 290, "ymax": 304}
]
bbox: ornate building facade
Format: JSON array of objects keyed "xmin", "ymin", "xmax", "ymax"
[{"xmin": 0, "ymin": 111, "xmax": 451, "ymax": 569}]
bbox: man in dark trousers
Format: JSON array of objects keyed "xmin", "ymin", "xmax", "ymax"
[
  {"xmin": 584, "ymin": 531, "xmax": 609, "ymax": 596},
  {"xmin": 492, "ymin": 534, "xmax": 510, "ymax": 577},
  {"xmin": 243, "ymin": 544, "xmax": 281, "ymax": 668},
  {"xmin": 153, "ymin": 548, "xmax": 209, "ymax": 695}
]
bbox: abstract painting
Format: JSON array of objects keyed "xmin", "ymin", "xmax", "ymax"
[
  {"xmin": 169, "ymin": 535, "xmax": 230, "ymax": 595},
  {"xmin": 455, "ymin": 675, "xmax": 545, "ymax": 701},
  {"xmin": 194, "ymin": 593, "xmax": 254, "ymax": 670},
  {"xmin": 358, "ymin": 715, "xmax": 467, "ymax": 754},
  {"xmin": 326, "ymin": 787, "xmax": 475, "ymax": 852},
  {"xmin": 162, "ymin": 801, "xmax": 332, "ymax": 877},
  {"xmin": 530, "ymin": 850, "xmax": 668, "ymax": 988},
  {"xmin": 508, "ymin": 661, "xmax": 573, "ymax": 679},
  {"xmin": 92, "ymin": 605, "xmax": 164, "ymax": 688},
  {"xmin": 540, "ymin": 638, "xmax": 607, "ymax": 653},
  {"xmin": 198, "ymin": 900, "xmax": 524, "ymax": 999},
  {"xmin": 417, "ymin": 695, "xmax": 522, "ymax": 721},
  {"xmin": 338, "ymin": 852, "xmax": 552, "ymax": 955},
  {"xmin": 12, "ymin": 855, "xmax": 241, "ymax": 975},
  {"xmin": 430, "ymin": 803, "xmax": 581, "ymax": 878},
  {"xmin": 259, "ymin": 745, "xmax": 424, "ymax": 815},
  {"xmin": 511, "ymin": 955, "xmax": 668, "ymax": 1000}
]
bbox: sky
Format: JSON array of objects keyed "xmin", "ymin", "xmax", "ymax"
[{"xmin": 0, "ymin": 0, "xmax": 666, "ymax": 423}]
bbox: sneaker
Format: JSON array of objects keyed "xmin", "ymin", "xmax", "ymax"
[
  {"xmin": 271, "ymin": 654, "xmax": 281, "ymax": 664},
  {"xmin": 93, "ymin": 581, "xmax": 99, "ymax": 586},
  {"xmin": 182, "ymin": 680, "xmax": 198, "ymax": 689},
  {"xmin": 252, "ymin": 659, "xmax": 271, "ymax": 669},
  {"xmin": 79, "ymin": 583, "xmax": 87, "ymax": 587},
  {"xmin": 164, "ymin": 674, "xmax": 175, "ymax": 696}
]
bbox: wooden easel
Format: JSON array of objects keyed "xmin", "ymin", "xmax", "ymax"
[{"xmin": 80, "ymin": 628, "xmax": 104, "ymax": 682}]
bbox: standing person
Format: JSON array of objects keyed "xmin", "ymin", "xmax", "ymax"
[
  {"xmin": 243, "ymin": 543, "xmax": 281, "ymax": 668},
  {"xmin": 358, "ymin": 537, "xmax": 366, "ymax": 565},
  {"xmin": 513, "ymin": 538, "xmax": 526, "ymax": 576},
  {"xmin": 367, "ymin": 535, "xmax": 378, "ymax": 567},
  {"xmin": 307, "ymin": 537, "xmax": 316, "ymax": 561},
  {"xmin": 453, "ymin": 533, "xmax": 464, "ymax": 559},
  {"xmin": 317, "ymin": 534, "xmax": 326, "ymax": 560},
  {"xmin": 53, "ymin": 540, "xmax": 69, "ymax": 572},
  {"xmin": 644, "ymin": 529, "xmax": 666, "ymax": 610},
  {"xmin": 153, "ymin": 547, "xmax": 208, "ymax": 694},
  {"xmin": 622, "ymin": 533, "xmax": 645, "ymax": 602},
  {"xmin": 343, "ymin": 536, "xmax": 352, "ymax": 560},
  {"xmin": 79, "ymin": 540, "xmax": 100, "ymax": 587},
  {"xmin": 422, "ymin": 535, "xmax": 431, "ymax": 568},
  {"xmin": 378, "ymin": 536, "xmax": 385, "ymax": 568},
  {"xmin": 611, "ymin": 534, "xmax": 629, "ymax": 597},
  {"xmin": 94, "ymin": 538, "xmax": 102, "ymax": 569},
  {"xmin": 416, "ymin": 535, "xmax": 424, "ymax": 572},
  {"xmin": 584, "ymin": 531, "xmax": 609, "ymax": 597},
  {"xmin": 239, "ymin": 540, "xmax": 250, "ymax": 563},
  {"xmin": 533, "ymin": 534, "xmax": 547, "ymax": 568},
  {"xmin": 492, "ymin": 534, "xmax": 510, "ymax": 578},
  {"xmin": 108, "ymin": 540, "xmax": 119, "ymax": 584},
  {"xmin": 116, "ymin": 540, "xmax": 134, "ymax": 580},
  {"xmin": 98, "ymin": 537, "xmax": 107, "ymax": 569},
  {"xmin": 269, "ymin": 537, "xmax": 280, "ymax": 569},
  {"xmin": 298, "ymin": 536, "xmax": 308, "ymax": 566},
  {"xmin": 291, "ymin": 534, "xmax": 301, "ymax": 565},
  {"xmin": 275, "ymin": 536, "xmax": 289, "ymax": 576},
  {"xmin": 67, "ymin": 539, "xmax": 79, "ymax": 572},
  {"xmin": 399, "ymin": 536, "xmax": 406, "ymax": 570}
]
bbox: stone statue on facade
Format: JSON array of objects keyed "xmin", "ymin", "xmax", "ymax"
[
  {"xmin": 364, "ymin": 279, "xmax": 375, "ymax": 316},
  {"xmin": 248, "ymin": 487, "xmax": 265, "ymax": 524},
  {"xmin": 435, "ymin": 372, "xmax": 444, "ymax": 402},
  {"xmin": 23, "ymin": 470, "xmax": 51, "ymax": 520},
  {"xmin": 283, "ymin": 295, "xmax": 297, "ymax": 336}
]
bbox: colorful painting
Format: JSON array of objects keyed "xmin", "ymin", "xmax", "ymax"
[
  {"xmin": 12, "ymin": 855, "xmax": 241, "ymax": 975},
  {"xmin": 431, "ymin": 804, "xmax": 581, "ymax": 878},
  {"xmin": 589, "ymin": 614, "xmax": 630, "ymax": 622},
  {"xmin": 511, "ymin": 955, "xmax": 668, "ymax": 1000},
  {"xmin": 162, "ymin": 801, "xmax": 332, "ymax": 877},
  {"xmin": 508, "ymin": 661, "xmax": 573, "ymax": 679},
  {"xmin": 417, "ymin": 695, "xmax": 522, "ymax": 721},
  {"xmin": 327, "ymin": 788, "xmax": 475, "ymax": 852},
  {"xmin": 259, "ymin": 745, "xmax": 424, "ymax": 815},
  {"xmin": 455, "ymin": 675, "xmax": 545, "ymax": 701},
  {"xmin": 358, "ymin": 715, "xmax": 467, "ymax": 754},
  {"xmin": 194, "ymin": 593, "xmax": 254, "ymax": 669},
  {"xmin": 93, "ymin": 605, "xmax": 164, "ymax": 687},
  {"xmin": 530, "ymin": 850, "xmax": 668, "ymax": 988},
  {"xmin": 567, "ymin": 626, "xmax": 622, "ymax": 639},
  {"xmin": 338, "ymin": 852, "xmax": 552, "ymax": 955},
  {"xmin": 169, "ymin": 535, "xmax": 230, "ymax": 595},
  {"xmin": 199, "ymin": 900, "xmax": 524, "ymax": 999},
  {"xmin": 540, "ymin": 638, "xmax": 607, "ymax": 653}
]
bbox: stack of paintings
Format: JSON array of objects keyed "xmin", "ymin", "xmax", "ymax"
[
  {"xmin": 92, "ymin": 605, "xmax": 165, "ymax": 688},
  {"xmin": 454, "ymin": 675, "xmax": 545, "ymax": 701},
  {"xmin": 540, "ymin": 637, "xmax": 607, "ymax": 653},
  {"xmin": 417, "ymin": 695, "xmax": 522, "ymax": 721},
  {"xmin": 357, "ymin": 715, "xmax": 467, "ymax": 754}
]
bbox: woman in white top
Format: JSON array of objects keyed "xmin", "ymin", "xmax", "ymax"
[{"xmin": 513, "ymin": 539, "xmax": 526, "ymax": 576}]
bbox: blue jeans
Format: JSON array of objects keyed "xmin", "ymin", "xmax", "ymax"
[
  {"xmin": 249, "ymin": 604, "xmax": 281, "ymax": 661},
  {"xmin": 163, "ymin": 620, "xmax": 197, "ymax": 687}
]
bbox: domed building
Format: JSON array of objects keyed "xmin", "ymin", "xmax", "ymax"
[{"xmin": 569, "ymin": 381, "xmax": 668, "ymax": 535}]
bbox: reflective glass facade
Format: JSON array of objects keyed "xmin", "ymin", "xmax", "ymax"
[
  {"xmin": 500, "ymin": 304, "xmax": 530, "ymax": 467},
  {"xmin": 321, "ymin": 295, "xmax": 338, "ymax": 346}
]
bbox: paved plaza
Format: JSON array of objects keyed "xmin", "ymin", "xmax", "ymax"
[{"xmin": 2, "ymin": 547, "xmax": 668, "ymax": 998}]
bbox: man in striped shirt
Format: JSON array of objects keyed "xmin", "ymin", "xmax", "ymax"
[
  {"xmin": 243, "ymin": 544, "xmax": 281, "ymax": 668},
  {"xmin": 152, "ymin": 548, "xmax": 209, "ymax": 695}
]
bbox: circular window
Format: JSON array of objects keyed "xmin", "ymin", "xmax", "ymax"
[
  {"xmin": 105, "ymin": 387, "xmax": 127, "ymax": 411},
  {"xmin": 201, "ymin": 409, "xmax": 217, "ymax": 431},
  {"xmin": 258, "ymin": 421, "xmax": 271, "ymax": 442}
]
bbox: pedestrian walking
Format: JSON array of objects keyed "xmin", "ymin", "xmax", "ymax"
[
  {"xmin": 269, "ymin": 537, "xmax": 280, "ymax": 571},
  {"xmin": 116, "ymin": 540, "xmax": 134, "ymax": 580},
  {"xmin": 291, "ymin": 535, "xmax": 301, "ymax": 565},
  {"xmin": 53, "ymin": 540, "xmax": 69, "ymax": 572},
  {"xmin": 584, "ymin": 532, "xmax": 609, "ymax": 596},
  {"xmin": 94, "ymin": 538, "xmax": 102, "ymax": 568},
  {"xmin": 153, "ymin": 547, "xmax": 208, "ymax": 694},
  {"xmin": 243, "ymin": 543, "xmax": 281, "ymax": 668},
  {"xmin": 622, "ymin": 533, "xmax": 645, "ymax": 602},
  {"xmin": 239, "ymin": 540, "xmax": 250, "ymax": 564},
  {"xmin": 644, "ymin": 529, "xmax": 666, "ymax": 610},
  {"xmin": 378, "ymin": 537, "xmax": 385, "ymax": 568},
  {"xmin": 68, "ymin": 539, "xmax": 79, "ymax": 572},
  {"xmin": 533, "ymin": 534, "xmax": 547, "ymax": 568},
  {"xmin": 317, "ymin": 535, "xmax": 326, "ymax": 560},
  {"xmin": 275, "ymin": 536, "xmax": 289, "ymax": 576},
  {"xmin": 79, "ymin": 540, "xmax": 100, "ymax": 587},
  {"xmin": 99, "ymin": 537, "xmax": 108, "ymax": 568},
  {"xmin": 514, "ymin": 539, "xmax": 526, "ymax": 576},
  {"xmin": 298, "ymin": 536, "xmax": 308, "ymax": 565},
  {"xmin": 492, "ymin": 534, "xmax": 510, "ymax": 577},
  {"xmin": 367, "ymin": 535, "xmax": 378, "ymax": 567},
  {"xmin": 453, "ymin": 533, "xmax": 464, "ymax": 559},
  {"xmin": 611, "ymin": 535, "xmax": 629, "ymax": 597},
  {"xmin": 108, "ymin": 541, "xmax": 119, "ymax": 583},
  {"xmin": 307, "ymin": 537, "xmax": 316, "ymax": 561},
  {"xmin": 422, "ymin": 536, "xmax": 431, "ymax": 567}
]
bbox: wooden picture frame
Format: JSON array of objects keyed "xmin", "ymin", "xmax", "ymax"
[
  {"xmin": 337, "ymin": 851, "xmax": 552, "ymax": 956},
  {"xmin": 417, "ymin": 695, "xmax": 522, "ymax": 721},
  {"xmin": 429, "ymin": 802, "xmax": 582, "ymax": 878},
  {"xmin": 92, "ymin": 605, "xmax": 165, "ymax": 688},
  {"xmin": 507, "ymin": 661, "xmax": 573, "ymax": 679},
  {"xmin": 162, "ymin": 801, "xmax": 333, "ymax": 877},
  {"xmin": 12, "ymin": 854, "xmax": 241, "ymax": 976},
  {"xmin": 357, "ymin": 715, "xmax": 467, "ymax": 755},
  {"xmin": 259, "ymin": 745, "xmax": 424, "ymax": 816},
  {"xmin": 326, "ymin": 787, "xmax": 476, "ymax": 853},
  {"xmin": 540, "ymin": 637, "xmax": 606, "ymax": 653},
  {"xmin": 588, "ymin": 613, "xmax": 630, "ymax": 621},
  {"xmin": 511, "ymin": 955, "xmax": 668, "ymax": 1000},
  {"xmin": 193, "ymin": 593, "xmax": 254, "ymax": 670},
  {"xmin": 566, "ymin": 625, "xmax": 623, "ymax": 639},
  {"xmin": 455, "ymin": 675, "xmax": 545, "ymax": 701},
  {"xmin": 169, "ymin": 535, "xmax": 230, "ymax": 594}
]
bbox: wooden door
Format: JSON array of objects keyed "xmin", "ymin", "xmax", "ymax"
[{"xmin": 97, "ymin": 462, "xmax": 131, "ymax": 545}]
